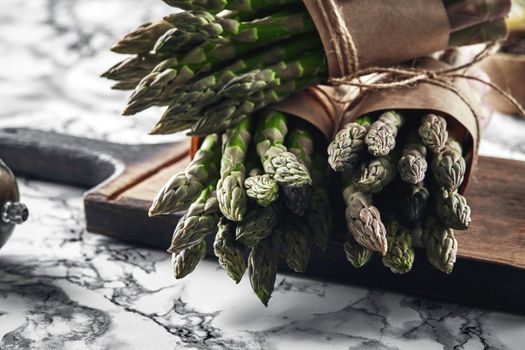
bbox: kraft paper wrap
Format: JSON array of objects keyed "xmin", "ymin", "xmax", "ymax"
[
  {"xmin": 272, "ymin": 58, "xmax": 480, "ymax": 194},
  {"xmin": 302, "ymin": 0, "xmax": 450, "ymax": 78},
  {"xmin": 479, "ymin": 31, "xmax": 525, "ymax": 117}
]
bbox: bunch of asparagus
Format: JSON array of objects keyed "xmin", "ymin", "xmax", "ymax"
[
  {"xmin": 102, "ymin": 0, "xmax": 510, "ymax": 136},
  {"xmin": 150, "ymin": 111, "xmax": 332, "ymax": 305},
  {"xmin": 329, "ymin": 111, "xmax": 471, "ymax": 274}
]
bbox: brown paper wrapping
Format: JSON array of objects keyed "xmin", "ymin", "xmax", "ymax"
[
  {"xmin": 272, "ymin": 58, "xmax": 480, "ymax": 194},
  {"xmin": 302, "ymin": 0, "xmax": 450, "ymax": 78},
  {"xmin": 479, "ymin": 31, "xmax": 525, "ymax": 117}
]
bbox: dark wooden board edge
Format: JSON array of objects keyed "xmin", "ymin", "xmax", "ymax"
[{"xmin": 85, "ymin": 194, "xmax": 525, "ymax": 315}]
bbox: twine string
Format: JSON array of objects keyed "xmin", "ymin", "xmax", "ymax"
[
  {"xmin": 315, "ymin": 0, "xmax": 359, "ymax": 77},
  {"xmin": 327, "ymin": 42, "xmax": 525, "ymax": 118}
]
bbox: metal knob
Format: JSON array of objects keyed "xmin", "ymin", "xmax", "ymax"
[
  {"xmin": 2, "ymin": 201, "xmax": 29, "ymax": 225},
  {"xmin": 0, "ymin": 159, "xmax": 28, "ymax": 249}
]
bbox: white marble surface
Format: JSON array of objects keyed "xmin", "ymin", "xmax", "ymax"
[{"xmin": 1, "ymin": 0, "xmax": 525, "ymax": 349}]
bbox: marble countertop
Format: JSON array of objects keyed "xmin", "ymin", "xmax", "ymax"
[{"xmin": 1, "ymin": 0, "xmax": 525, "ymax": 349}]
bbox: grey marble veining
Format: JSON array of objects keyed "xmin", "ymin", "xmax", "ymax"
[{"xmin": 1, "ymin": 0, "xmax": 525, "ymax": 349}]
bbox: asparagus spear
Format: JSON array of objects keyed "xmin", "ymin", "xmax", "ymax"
[
  {"xmin": 219, "ymin": 51, "xmax": 326, "ymax": 98},
  {"xmin": 418, "ymin": 113, "xmax": 449, "ymax": 154},
  {"xmin": 306, "ymin": 153, "xmax": 333, "ymax": 252},
  {"xmin": 401, "ymin": 183, "xmax": 430, "ymax": 225},
  {"xmin": 154, "ymin": 11, "xmax": 228, "ymax": 54},
  {"xmin": 155, "ymin": 52, "xmax": 325, "ymax": 135},
  {"xmin": 356, "ymin": 155, "xmax": 397, "ymax": 194},
  {"xmin": 254, "ymin": 111, "xmax": 312, "ymax": 189},
  {"xmin": 140, "ymin": 33, "xmax": 322, "ymax": 117},
  {"xmin": 397, "ymin": 141, "xmax": 428, "ymax": 185},
  {"xmin": 436, "ymin": 189, "xmax": 472, "ymax": 230},
  {"xmin": 382, "ymin": 221, "xmax": 415, "ymax": 274},
  {"xmin": 111, "ymin": 21, "xmax": 173, "ymax": 54},
  {"xmin": 328, "ymin": 117, "xmax": 371, "ymax": 172},
  {"xmin": 275, "ymin": 220, "xmax": 310, "ymax": 273},
  {"xmin": 149, "ymin": 134, "xmax": 221, "ymax": 215},
  {"xmin": 235, "ymin": 205, "xmax": 278, "ymax": 246},
  {"xmin": 422, "ymin": 217, "xmax": 458, "ymax": 274},
  {"xmin": 344, "ymin": 236, "xmax": 373, "ymax": 268},
  {"xmin": 111, "ymin": 80, "xmax": 144, "ymax": 90},
  {"xmin": 172, "ymin": 239, "xmax": 207, "ymax": 279},
  {"xmin": 101, "ymin": 54, "xmax": 164, "ymax": 87},
  {"xmin": 245, "ymin": 173, "xmax": 279, "ymax": 206},
  {"xmin": 365, "ymin": 111, "xmax": 404, "ymax": 157},
  {"xmin": 283, "ymin": 127, "xmax": 314, "ymax": 215},
  {"xmin": 167, "ymin": 184, "xmax": 220, "ymax": 254},
  {"xmin": 248, "ymin": 238, "xmax": 277, "ymax": 306},
  {"xmin": 125, "ymin": 11, "xmax": 317, "ymax": 113},
  {"xmin": 214, "ymin": 217, "xmax": 247, "ymax": 283},
  {"xmin": 189, "ymin": 76, "xmax": 320, "ymax": 135},
  {"xmin": 217, "ymin": 118, "xmax": 252, "ymax": 221},
  {"xmin": 342, "ymin": 171, "xmax": 388, "ymax": 255},
  {"xmin": 431, "ymin": 138, "xmax": 466, "ymax": 192}
]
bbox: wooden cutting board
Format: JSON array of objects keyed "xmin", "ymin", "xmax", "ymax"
[{"xmin": 1, "ymin": 128, "xmax": 525, "ymax": 313}]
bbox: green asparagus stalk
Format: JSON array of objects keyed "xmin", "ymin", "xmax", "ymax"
[
  {"xmin": 401, "ymin": 183, "xmax": 430, "ymax": 225},
  {"xmin": 245, "ymin": 173, "xmax": 279, "ymax": 206},
  {"xmin": 431, "ymin": 139, "xmax": 466, "ymax": 192},
  {"xmin": 111, "ymin": 21, "xmax": 173, "ymax": 54},
  {"xmin": 154, "ymin": 11, "xmax": 228, "ymax": 54},
  {"xmin": 235, "ymin": 205, "xmax": 278, "ymax": 246},
  {"xmin": 219, "ymin": 51, "xmax": 326, "ymax": 98},
  {"xmin": 328, "ymin": 117, "xmax": 372, "ymax": 172},
  {"xmin": 397, "ymin": 141, "xmax": 428, "ymax": 185},
  {"xmin": 149, "ymin": 134, "xmax": 221, "ymax": 215},
  {"xmin": 137, "ymin": 33, "xmax": 322, "ymax": 117},
  {"xmin": 342, "ymin": 171, "xmax": 388, "ymax": 255},
  {"xmin": 167, "ymin": 185, "xmax": 219, "ymax": 254},
  {"xmin": 248, "ymin": 238, "xmax": 277, "ymax": 306},
  {"xmin": 276, "ymin": 221, "xmax": 310, "ymax": 273},
  {"xmin": 189, "ymin": 76, "xmax": 320, "ymax": 135},
  {"xmin": 365, "ymin": 111, "xmax": 404, "ymax": 157},
  {"xmin": 111, "ymin": 80, "xmax": 144, "ymax": 90},
  {"xmin": 217, "ymin": 118, "xmax": 252, "ymax": 221},
  {"xmin": 147, "ymin": 71, "xmax": 320, "ymax": 136},
  {"xmin": 125, "ymin": 11, "xmax": 317, "ymax": 114},
  {"xmin": 155, "ymin": 52, "xmax": 325, "ymax": 135},
  {"xmin": 422, "ymin": 217, "xmax": 458, "ymax": 274},
  {"xmin": 356, "ymin": 155, "xmax": 397, "ymax": 194},
  {"xmin": 254, "ymin": 111, "xmax": 312, "ymax": 189},
  {"xmin": 436, "ymin": 189, "xmax": 472, "ymax": 230},
  {"xmin": 306, "ymin": 153, "xmax": 332, "ymax": 252},
  {"xmin": 101, "ymin": 54, "xmax": 164, "ymax": 86},
  {"xmin": 382, "ymin": 221, "xmax": 415, "ymax": 274},
  {"xmin": 214, "ymin": 218, "xmax": 247, "ymax": 283},
  {"xmin": 172, "ymin": 239, "xmax": 207, "ymax": 279},
  {"xmin": 418, "ymin": 113, "xmax": 449, "ymax": 154},
  {"xmin": 344, "ymin": 236, "xmax": 373, "ymax": 268},
  {"xmin": 282, "ymin": 127, "xmax": 314, "ymax": 215}
]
